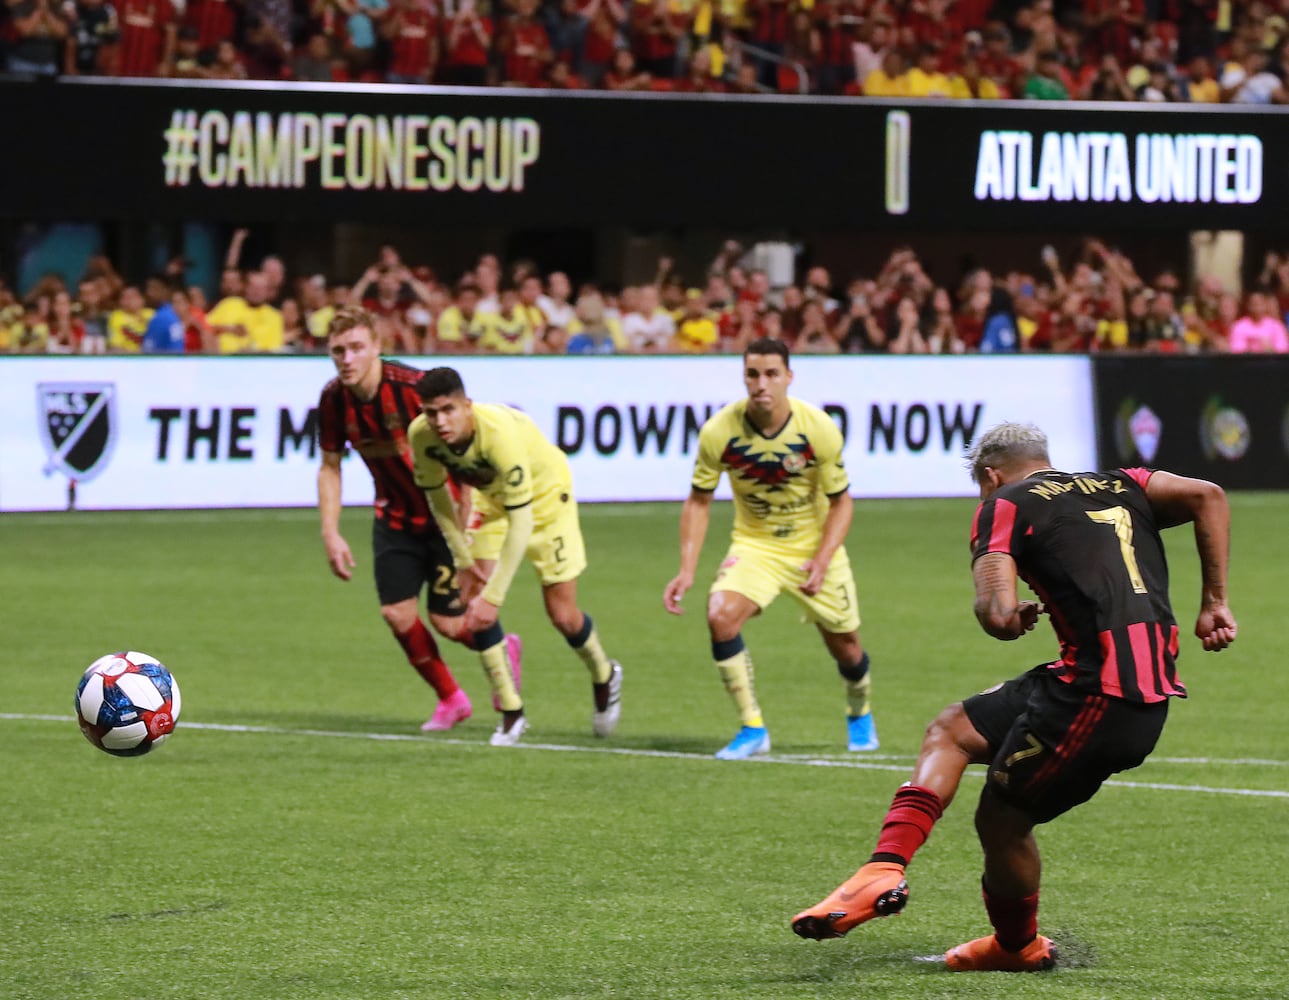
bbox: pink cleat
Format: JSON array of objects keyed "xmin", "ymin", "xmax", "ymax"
[
  {"xmin": 422, "ymin": 688, "xmax": 472, "ymax": 731},
  {"xmin": 492, "ymin": 634, "xmax": 524, "ymax": 712}
]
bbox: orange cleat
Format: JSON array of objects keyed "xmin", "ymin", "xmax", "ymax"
[
  {"xmin": 791, "ymin": 862, "xmax": 909, "ymax": 939},
  {"xmin": 945, "ymin": 933, "xmax": 1057, "ymax": 972}
]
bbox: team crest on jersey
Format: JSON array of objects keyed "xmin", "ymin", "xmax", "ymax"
[
  {"xmin": 37, "ymin": 382, "xmax": 118, "ymax": 483},
  {"xmin": 723, "ymin": 436, "xmax": 815, "ymax": 489}
]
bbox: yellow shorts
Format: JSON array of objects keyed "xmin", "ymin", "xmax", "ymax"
[
  {"xmin": 466, "ymin": 487, "xmax": 586, "ymax": 586},
  {"xmin": 711, "ymin": 540, "xmax": 861, "ymax": 634}
]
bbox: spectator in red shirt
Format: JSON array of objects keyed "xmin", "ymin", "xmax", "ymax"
[
  {"xmin": 543, "ymin": 56, "xmax": 586, "ymax": 87},
  {"xmin": 111, "ymin": 0, "xmax": 175, "ymax": 76},
  {"xmin": 676, "ymin": 45, "xmax": 724, "ymax": 91},
  {"xmin": 498, "ymin": 0, "xmax": 552, "ymax": 87},
  {"xmin": 181, "ymin": 0, "xmax": 238, "ymax": 58},
  {"xmin": 578, "ymin": 0, "xmax": 624, "ymax": 86},
  {"xmin": 905, "ymin": 0, "xmax": 962, "ymax": 54},
  {"xmin": 382, "ymin": 0, "xmax": 439, "ymax": 83},
  {"xmin": 602, "ymin": 46, "xmax": 652, "ymax": 89},
  {"xmin": 441, "ymin": 0, "xmax": 491, "ymax": 86},
  {"xmin": 746, "ymin": 0, "xmax": 789, "ymax": 84},
  {"xmin": 629, "ymin": 0, "xmax": 684, "ymax": 78},
  {"xmin": 242, "ymin": 0, "xmax": 291, "ymax": 77},
  {"xmin": 1085, "ymin": 0, "xmax": 1144, "ymax": 68},
  {"xmin": 208, "ymin": 36, "xmax": 248, "ymax": 77},
  {"xmin": 978, "ymin": 25, "xmax": 1022, "ymax": 96},
  {"xmin": 815, "ymin": 3, "xmax": 859, "ymax": 94}
]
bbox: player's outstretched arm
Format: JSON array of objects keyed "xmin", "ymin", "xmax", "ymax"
[
  {"xmin": 1144, "ymin": 471, "xmax": 1237, "ymax": 651},
  {"xmin": 664, "ymin": 489, "xmax": 713, "ymax": 615},
  {"xmin": 318, "ymin": 451, "xmax": 355, "ymax": 581}
]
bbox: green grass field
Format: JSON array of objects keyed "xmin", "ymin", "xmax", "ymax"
[{"xmin": 2, "ymin": 496, "xmax": 1287, "ymax": 999}]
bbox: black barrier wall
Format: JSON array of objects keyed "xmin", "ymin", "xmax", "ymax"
[
  {"xmin": 4, "ymin": 79, "xmax": 1289, "ymax": 230},
  {"xmin": 1094, "ymin": 356, "xmax": 1289, "ymax": 489}
]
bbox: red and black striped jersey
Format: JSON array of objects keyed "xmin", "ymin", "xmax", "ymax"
[
  {"xmin": 971, "ymin": 467, "xmax": 1185, "ymax": 704},
  {"xmin": 317, "ymin": 360, "xmax": 434, "ymax": 534}
]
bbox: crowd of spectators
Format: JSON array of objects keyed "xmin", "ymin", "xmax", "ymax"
[
  {"xmin": 4, "ymin": 0, "xmax": 1289, "ymax": 102},
  {"xmin": 4, "ymin": 233, "xmax": 1289, "ymax": 354}
]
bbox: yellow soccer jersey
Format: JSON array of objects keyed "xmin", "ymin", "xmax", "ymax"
[
  {"xmin": 409, "ymin": 402, "xmax": 570, "ymax": 527},
  {"xmin": 481, "ymin": 311, "xmax": 534, "ymax": 354},
  {"xmin": 108, "ymin": 308, "xmax": 153, "ymax": 352},
  {"xmin": 436, "ymin": 305, "xmax": 491, "ymax": 349},
  {"xmin": 692, "ymin": 398, "xmax": 849, "ymax": 549}
]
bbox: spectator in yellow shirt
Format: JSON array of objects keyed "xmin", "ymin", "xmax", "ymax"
[
  {"xmin": 481, "ymin": 287, "xmax": 535, "ymax": 354},
  {"xmin": 207, "ymin": 271, "xmax": 285, "ymax": 353},
  {"xmin": 108, "ymin": 286, "xmax": 153, "ymax": 353},
  {"xmin": 1182, "ymin": 55, "xmax": 1220, "ymax": 102},
  {"xmin": 907, "ymin": 44, "xmax": 952, "ymax": 97},
  {"xmin": 949, "ymin": 54, "xmax": 1002, "ymax": 99},
  {"xmin": 674, "ymin": 288, "xmax": 719, "ymax": 353},
  {"xmin": 1095, "ymin": 292, "xmax": 1132, "ymax": 351},
  {"xmin": 863, "ymin": 49, "xmax": 909, "ymax": 96}
]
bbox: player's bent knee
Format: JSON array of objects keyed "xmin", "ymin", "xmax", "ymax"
[
  {"xmin": 706, "ymin": 595, "xmax": 751, "ymax": 642},
  {"xmin": 548, "ymin": 605, "xmax": 584, "ymax": 637},
  {"xmin": 380, "ymin": 601, "xmax": 419, "ymax": 634},
  {"xmin": 429, "ymin": 613, "xmax": 469, "ymax": 643},
  {"xmin": 975, "ymin": 784, "xmax": 1035, "ymax": 843}
]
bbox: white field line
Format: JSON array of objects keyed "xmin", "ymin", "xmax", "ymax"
[{"xmin": 10, "ymin": 713, "xmax": 1289, "ymax": 799}]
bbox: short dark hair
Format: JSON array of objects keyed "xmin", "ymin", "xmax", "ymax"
[
  {"xmin": 416, "ymin": 367, "xmax": 466, "ymax": 400},
  {"xmin": 744, "ymin": 336, "xmax": 790, "ymax": 368}
]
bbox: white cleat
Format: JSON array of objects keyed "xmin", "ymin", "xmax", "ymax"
[
  {"xmin": 591, "ymin": 661, "xmax": 623, "ymax": 737},
  {"xmin": 489, "ymin": 713, "xmax": 529, "ymax": 747}
]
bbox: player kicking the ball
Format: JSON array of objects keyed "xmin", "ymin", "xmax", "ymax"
[
  {"xmin": 409, "ymin": 366, "xmax": 623, "ymax": 747},
  {"xmin": 662, "ymin": 337, "xmax": 879, "ymax": 759},
  {"xmin": 792, "ymin": 422, "xmax": 1236, "ymax": 971}
]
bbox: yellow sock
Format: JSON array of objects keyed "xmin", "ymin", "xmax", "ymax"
[
  {"xmin": 571, "ymin": 622, "xmax": 613, "ymax": 684},
  {"xmin": 481, "ymin": 641, "xmax": 522, "ymax": 712},
  {"xmin": 845, "ymin": 673, "xmax": 872, "ymax": 718},
  {"xmin": 716, "ymin": 649, "xmax": 762, "ymax": 727}
]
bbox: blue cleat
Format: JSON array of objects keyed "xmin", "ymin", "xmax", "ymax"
[
  {"xmin": 715, "ymin": 725, "xmax": 771, "ymax": 760},
  {"xmin": 847, "ymin": 713, "xmax": 879, "ymax": 752}
]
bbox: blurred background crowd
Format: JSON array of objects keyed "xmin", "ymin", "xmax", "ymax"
[
  {"xmin": 6, "ymin": 0, "xmax": 1289, "ymax": 101},
  {"xmin": 5, "ymin": 231, "xmax": 1289, "ymax": 354}
]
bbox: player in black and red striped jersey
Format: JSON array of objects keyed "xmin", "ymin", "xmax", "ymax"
[
  {"xmin": 793, "ymin": 421, "xmax": 1237, "ymax": 972},
  {"xmin": 317, "ymin": 306, "xmax": 520, "ymax": 732}
]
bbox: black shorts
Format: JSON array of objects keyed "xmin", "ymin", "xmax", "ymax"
[
  {"xmin": 962, "ymin": 665, "xmax": 1169, "ymax": 825},
  {"xmin": 371, "ymin": 518, "xmax": 463, "ymax": 616}
]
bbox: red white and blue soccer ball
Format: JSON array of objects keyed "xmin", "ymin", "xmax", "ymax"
[{"xmin": 75, "ymin": 651, "xmax": 181, "ymax": 757}]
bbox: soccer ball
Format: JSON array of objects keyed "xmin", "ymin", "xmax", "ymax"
[{"xmin": 75, "ymin": 651, "xmax": 181, "ymax": 757}]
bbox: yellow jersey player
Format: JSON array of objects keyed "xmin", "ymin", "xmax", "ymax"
[
  {"xmin": 663, "ymin": 337, "xmax": 878, "ymax": 759},
  {"xmin": 408, "ymin": 367, "xmax": 623, "ymax": 747}
]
